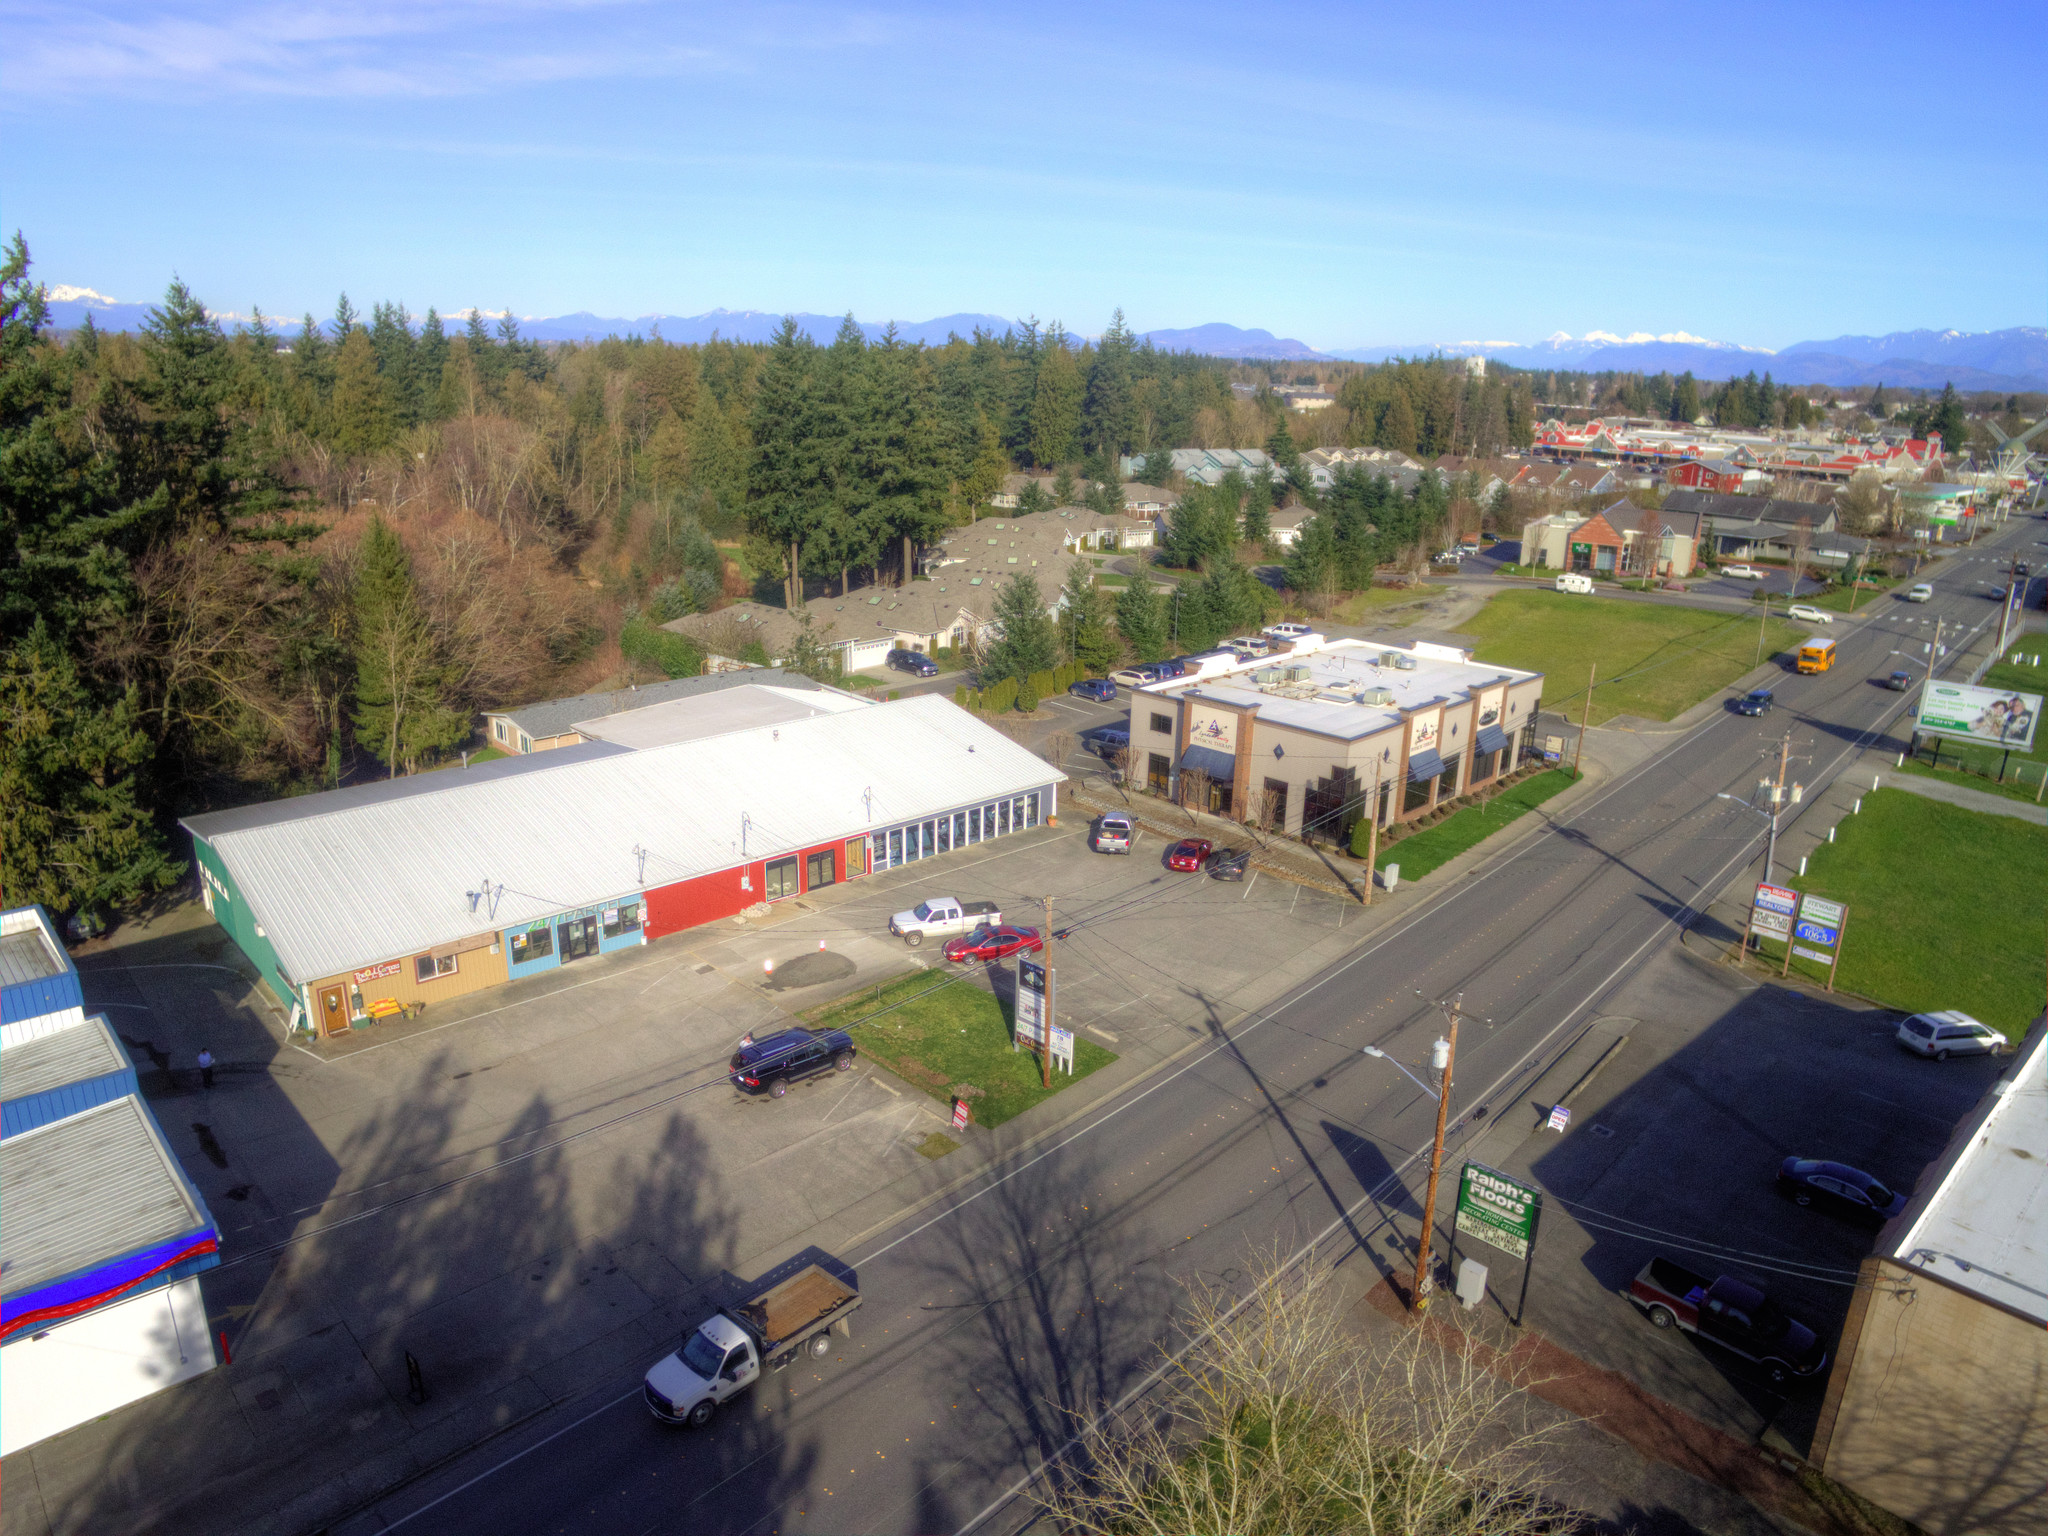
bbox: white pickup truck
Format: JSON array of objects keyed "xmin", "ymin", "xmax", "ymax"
[
  {"xmin": 890, "ymin": 896, "xmax": 1001, "ymax": 946},
  {"xmin": 644, "ymin": 1263, "xmax": 860, "ymax": 1428}
]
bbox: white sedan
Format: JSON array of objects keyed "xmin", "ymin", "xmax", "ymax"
[{"xmin": 1786, "ymin": 603, "xmax": 1833, "ymax": 623}]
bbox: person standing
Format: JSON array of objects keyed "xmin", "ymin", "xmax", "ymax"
[{"xmin": 197, "ymin": 1048, "xmax": 215, "ymax": 1090}]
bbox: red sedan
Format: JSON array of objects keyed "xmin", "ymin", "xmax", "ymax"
[
  {"xmin": 942, "ymin": 924, "xmax": 1044, "ymax": 964},
  {"xmin": 1166, "ymin": 838, "xmax": 1213, "ymax": 872}
]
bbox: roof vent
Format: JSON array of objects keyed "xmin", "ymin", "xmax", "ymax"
[
  {"xmin": 1391, "ymin": 655, "xmax": 1419, "ymax": 671},
  {"xmin": 1359, "ymin": 687, "xmax": 1396, "ymax": 706},
  {"xmin": 1285, "ymin": 664, "xmax": 1312, "ymax": 682}
]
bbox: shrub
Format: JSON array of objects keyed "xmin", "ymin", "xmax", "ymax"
[
  {"xmin": 620, "ymin": 616, "xmax": 703, "ymax": 679},
  {"xmin": 1016, "ymin": 681, "xmax": 1040, "ymax": 712}
]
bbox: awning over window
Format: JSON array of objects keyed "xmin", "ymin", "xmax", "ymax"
[
  {"xmin": 1406, "ymin": 748, "xmax": 1446, "ymax": 782},
  {"xmin": 1476, "ymin": 724, "xmax": 1510, "ymax": 755},
  {"xmin": 1178, "ymin": 744, "xmax": 1237, "ymax": 782}
]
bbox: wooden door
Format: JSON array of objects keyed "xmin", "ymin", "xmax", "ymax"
[{"xmin": 320, "ymin": 987, "xmax": 347, "ymax": 1037}]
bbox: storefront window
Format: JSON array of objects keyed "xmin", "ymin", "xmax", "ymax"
[
  {"xmin": 414, "ymin": 952, "xmax": 457, "ymax": 983},
  {"xmin": 872, "ymin": 831, "xmax": 888, "ymax": 871},
  {"xmin": 953, "ymin": 812, "xmax": 966, "ymax": 847},
  {"xmin": 1024, "ymin": 793, "xmax": 1039, "ymax": 828},
  {"xmin": 1472, "ymin": 748, "xmax": 1499, "ymax": 783},
  {"xmin": 765, "ymin": 856, "xmax": 799, "ymax": 899},
  {"xmin": 923, "ymin": 820, "xmax": 936, "ymax": 856},
  {"xmin": 603, "ymin": 903, "xmax": 642, "ymax": 938},
  {"xmin": 510, "ymin": 927, "xmax": 553, "ymax": 965},
  {"xmin": 889, "ymin": 827, "xmax": 903, "ymax": 865},
  {"xmin": 937, "ymin": 816, "xmax": 952, "ymax": 853},
  {"xmin": 968, "ymin": 806, "xmax": 982, "ymax": 842},
  {"xmin": 1403, "ymin": 774, "xmax": 1434, "ymax": 814},
  {"xmin": 806, "ymin": 849, "xmax": 836, "ymax": 889},
  {"xmin": 998, "ymin": 800, "xmax": 1011, "ymax": 835}
]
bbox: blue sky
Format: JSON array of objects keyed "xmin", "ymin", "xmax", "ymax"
[{"xmin": 5, "ymin": 1, "xmax": 2044, "ymax": 349}]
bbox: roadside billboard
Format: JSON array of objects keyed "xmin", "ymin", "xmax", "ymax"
[{"xmin": 1915, "ymin": 681, "xmax": 2041, "ymax": 752}]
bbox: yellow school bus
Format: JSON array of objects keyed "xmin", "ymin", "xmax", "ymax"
[{"xmin": 1796, "ymin": 637, "xmax": 1836, "ymax": 674}]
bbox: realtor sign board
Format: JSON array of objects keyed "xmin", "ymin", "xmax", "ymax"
[
  {"xmin": 1455, "ymin": 1163, "xmax": 1541, "ymax": 1261},
  {"xmin": 1915, "ymin": 681, "xmax": 2041, "ymax": 752}
]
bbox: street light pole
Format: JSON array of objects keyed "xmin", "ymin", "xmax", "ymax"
[
  {"xmin": 1573, "ymin": 663, "xmax": 1595, "ymax": 777},
  {"xmin": 1410, "ymin": 998, "xmax": 1461, "ymax": 1313}
]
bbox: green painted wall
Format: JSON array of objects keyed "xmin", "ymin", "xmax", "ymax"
[{"xmin": 190, "ymin": 838, "xmax": 300, "ymax": 1018}]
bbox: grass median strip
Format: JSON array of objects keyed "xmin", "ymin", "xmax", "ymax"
[
  {"xmin": 1373, "ymin": 769, "xmax": 1579, "ymax": 881},
  {"xmin": 1456, "ymin": 590, "xmax": 1804, "ymax": 724},
  {"xmin": 1758, "ymin": 788, "xmax": 2048, "ymax": 1039},
  {"xmin": 807, "ymin": 968, "xmax": 1116, "ymax": 1128}
]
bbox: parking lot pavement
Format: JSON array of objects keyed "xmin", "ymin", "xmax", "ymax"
[{"xmin": 1427, "ymin": 939, "xmax": 1998, "ymax": 1460}]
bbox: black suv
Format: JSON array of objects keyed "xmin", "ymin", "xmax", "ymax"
[
  {"xmin": 729, "ymin": 1028, "xmax": 857, "ymax": 1098},
  {"xmin": 886, "ymin": 648, "xmax": 939, "ymax": 677}
]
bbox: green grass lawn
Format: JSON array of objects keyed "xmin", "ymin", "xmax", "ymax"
[
  {"xmin": 1757, "ymin": 789, "xmax": 2047, "ymax": 1039},
  {"xmin": 1374, "ymin": 769, "xmax": 1579, "ymax": 879},
  {"xmin": 1808, "ymin": 576, "xmax": 1900, "ymax": 612},
  {"xmin": 806, "ymin": 968, "xmax": 1116, "ymax": 1128},
  {"xmin": 1455, "ymin": 589, "xmax": 1805, "ymax": 725},
  {"xmin": 1328, "ymin": 585, "xmax": 1447, "ymax": 623}
]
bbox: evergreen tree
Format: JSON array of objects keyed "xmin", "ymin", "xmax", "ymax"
[
  {"xmin": 1082, "ymin": 308, "xmax": 1137, "ymax": 457},
  {"xmin": 1141, "ymin": 447, "xmax": 1177, "ymax": 486},
  {"xmin": 1671, "ymin": 372, "xmax": 1700, "ymax": 423},
  {"xmin": 1283, "ymin": 510, "xmax": 1340, "ymax": 603},
  {"xmin": 1381, "ymin": 389, "xmax": 1419, "ymax": 454},
  {"xmin": 331, "ymin": 292, "xmax": 360, "ymax": 340},
  {"xmin": 1058, "ymin": 561, "xmax": 1117, "ymax": 672},
  {"xmin": 2, "ymin": 622, "xmax": 182, "ymax": 917},
  {"xmin": 1923, "ymin": 382, "xmax": 1967, "ymax": 454},
  {"xmin": 369, "ymin": 302, "xmax": 418, "ymax": 427},
  {"xmin": 416, "ymin": 308, "xmax": 449, "ymax": 419},
  {"xmin": 330, "ymin": 327, "xmax": 394, "ymax": 456},
  {"xmin": 1241, "ymin": 475, "xmax": 1273, "ymax": 546},
  {"xmin": 350, "ymin": 515, "xmax": 461, "ymax": 774},
  {"xmin": 135, "ymin": 279, "xmax": 236, "ymax": 534},
  {"xmin": 1115, "ymin": 577, "xmax": 1169, "ymax": 661},
  {"xmin": 1016, "ymin": 479, "xmax": 1053, "ymax": 515},
  {"xmin": 747, "ymin": 317, "xmax": 827, "ymax": 608},
  {"xmin": 1868, "ymin": 383, "xmax": 1888, "ymax": 419},
  {"xmin": 863, "ymin": 334, "xmax": 950, "ymax": 584},
  {"xmin": 1051, "ymin": 463, "xmax": 1077, "ymax": 506},
  {"xmin": 980, "ymin": 573, "xmax": 1058, "ymax": 684},
  {"xmin": 1029, "ymin": 334, "xmax": 1083, "ymax": 467},
  {"xmin": 960, "ymin": 411, "xmax": 1009, "ymax": 518}
]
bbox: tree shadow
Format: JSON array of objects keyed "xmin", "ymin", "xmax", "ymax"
[
  {"xmin": 903, "ymin": 1144, "xmax": 1175, "ymax": 1534},
  {"xmin": 31, "ymin": 1052, "xmax": 814, "ymax": 1536}
]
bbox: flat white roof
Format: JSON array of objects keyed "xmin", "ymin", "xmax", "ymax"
[
  {"xmin": 571, "ymin": 684, "xmax": 868, "ymax": 750},
  {"xmin": 1886, "ymin": 1024, "xmax": 2048, "ymax": 1323},
  {"xmin": 1141, "ymin": 638, "xmax": 1539, "ymax": 742},
  {"xmin": 189, "ymin": 695, "xmax": 1065, "ymax": 986}
]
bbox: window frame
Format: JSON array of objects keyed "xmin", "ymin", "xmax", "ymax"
[
  {"xmin": 1150, "ymin": 712, "xmax": 1173, "ymax": 735},
  {"xmin": 602, "ymin": 902, "xmax": 642, "ymax": 939},
  {"xmin": 414, "ymin": 952, "xmax": 458, "ymax": 983},
  {"xmin": 764, "ymin": 855, "xmax": 800, "ymax": 901},
  {"xmin": 805, "ymin": 849, "xmax": 837, "ymax": 890}
]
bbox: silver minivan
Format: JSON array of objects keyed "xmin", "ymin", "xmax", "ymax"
[{"xmin": 1895, "ymin": 1010, "xmax": 2007, "ymax": 1060}]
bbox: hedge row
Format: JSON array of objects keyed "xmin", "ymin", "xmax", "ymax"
[
  {"xmin": 954, "ymin": 659, "xmax": 1090, "ymax": 714},
  {"xmin": 621, "ymin": 616, "xmax": 704, "ymax": 679}
]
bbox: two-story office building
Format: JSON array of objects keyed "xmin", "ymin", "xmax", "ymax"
[{"xmin": 1127, "ymin": 638, "xmax": 1544, "ymax": 845}]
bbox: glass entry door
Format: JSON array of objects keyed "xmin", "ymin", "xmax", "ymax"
[{"xmin": 557, "ymin": 915, "xmax": 598, "ymax": 962}]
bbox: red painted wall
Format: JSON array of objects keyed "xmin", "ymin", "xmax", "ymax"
[{"xmin": 645, "ymin": 862, "xmax": 762, "ymax": 939}]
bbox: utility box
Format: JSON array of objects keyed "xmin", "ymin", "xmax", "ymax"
[
  {"xmin": 1455, "ymin": 1258, "xmax": 1488, "ymax": 1310},
  {"xmin": 1381, "ymin": 863, "xmax": 1400, "ymax": 892}
]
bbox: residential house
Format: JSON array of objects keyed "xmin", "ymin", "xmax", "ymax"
[
  {"xmin": 1662, "ymin": 489, "xmax": 1842, "ymax": 562},
  {"xmin": 1118, "ymin": 449, "xmax": 1286, "ymax": 486},
  {"xmin": 1268, "ymin": 504, "xmax": 1314, "ymax": 550}
]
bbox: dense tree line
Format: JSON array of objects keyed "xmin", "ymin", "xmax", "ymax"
[{"xmin": 1333, "ymin": 359, "xmax": 1533, "ymax": 458}]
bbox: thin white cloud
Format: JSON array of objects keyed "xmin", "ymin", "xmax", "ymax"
[{"xmin": 0, "ymin": 1, "xmax": 884, "ymax": 98}]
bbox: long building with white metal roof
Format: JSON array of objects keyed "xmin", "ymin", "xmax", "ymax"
[{"xmin": 182, "ymin": 692, "xmax": 1065, "ymax": 1037}]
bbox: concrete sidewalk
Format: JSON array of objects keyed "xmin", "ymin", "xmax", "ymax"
[{"xmin": 1882, "ymin": 769, "xmax": 2047, "ymax": 823}]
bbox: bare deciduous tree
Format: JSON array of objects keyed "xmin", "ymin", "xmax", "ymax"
[{"xmin": 1038, "ymin": 1253, "xmax": 1561, "ymax": 1536}]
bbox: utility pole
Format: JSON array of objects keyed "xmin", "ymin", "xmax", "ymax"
[
  {"xmin": 1363, "ymin": 757, "xmax": 1382, "ymax": 906},
  {"xmin": 1572, "ymin": 662, "xmax": 1596, "ymax": 777},
  {"xmin": 1039, "ymin": 894, "xmax": 1053, "ymax": 1090},
  {"xmin": 1410, "ymin": 997, "xmax": 1461, "ymax": 1313},
  {"xmin": 1847, "ymin": 539, "xmax": 1871, "ymax": 613},
  {"xmin": 1753, "ymin": 588, "xmax": 1772, "ymax": 670},
  {"xmin": 1765, "ymin": 730, "xmax": 1792, "ymax": 885},
  {"xmin": 1925, "ymin": 616, "xmax": 1945, "ymax": 684}
]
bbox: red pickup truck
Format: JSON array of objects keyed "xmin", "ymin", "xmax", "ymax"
[{"xmin": 1627, "ymin": 1257, "xmax": 1828, "ymax": 1385}]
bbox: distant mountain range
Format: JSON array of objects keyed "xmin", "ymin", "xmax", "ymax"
[{"xmin": 35, "ymin": 287, "xmax": 2048, "ymax": 389}]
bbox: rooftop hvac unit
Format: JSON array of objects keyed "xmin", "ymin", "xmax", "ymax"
[
  {"xmin": 1285, "ymin": 663, "xmax": 1312, "ymax": 682},
  {"xmin": 1391, "ymin": 655, "xmax": 1419, "ymax": 671},
  {"xmin": 1359, "ymin": 687, "xmax": 1396, "ymax": 705},
  {"xmin": 1251, "ymin": 667, "xmax": 1282, "ymax": 684}
]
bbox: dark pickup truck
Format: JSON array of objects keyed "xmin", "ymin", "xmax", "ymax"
[{"xmin": 1627, "ymin": 1257, "xmax": 1828, "ymax": 1384}]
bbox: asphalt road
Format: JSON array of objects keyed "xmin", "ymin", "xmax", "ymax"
[{"xmin": 349, "ymin": 517, "xmax": 2040, "ymax": 1536}]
